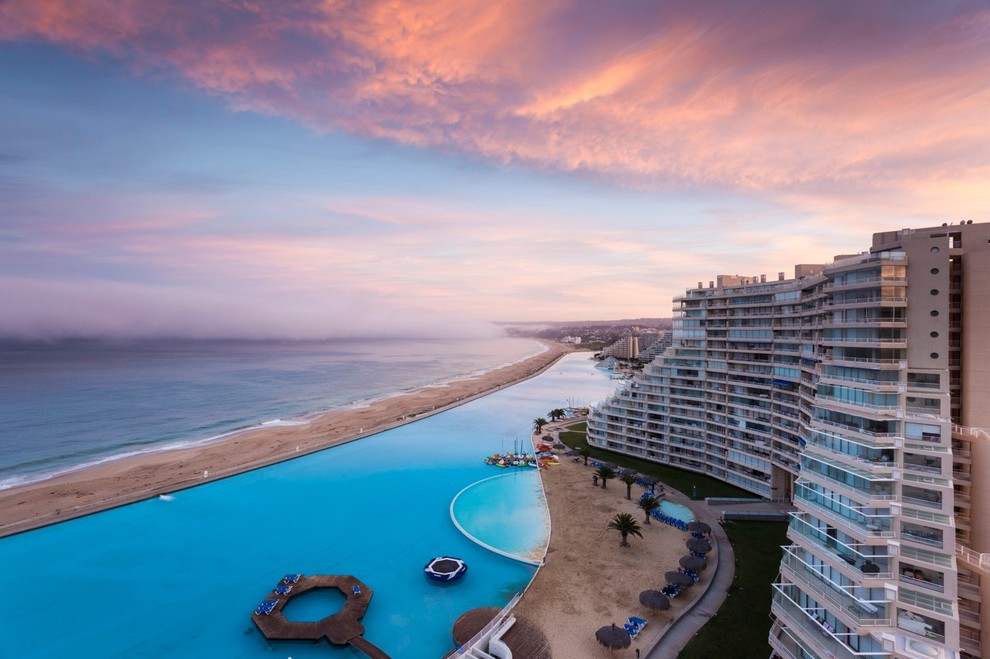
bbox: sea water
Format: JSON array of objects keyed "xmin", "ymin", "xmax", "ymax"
[
  {"xmin": 0, "ymin": 336, "xmax": 552, "ymax": 488},
  {"xmin": 0, "ymin": 351, "xmax": 616, "ymax": 658}
]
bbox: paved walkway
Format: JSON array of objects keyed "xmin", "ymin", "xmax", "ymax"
[{"xmin": 643, "ymin": 493, "xmax": 794, "ymax": 657}]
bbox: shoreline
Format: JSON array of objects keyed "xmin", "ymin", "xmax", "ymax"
[{"xmin": 0, "ymin": 340, "xmax": 578, "ymax": 538}]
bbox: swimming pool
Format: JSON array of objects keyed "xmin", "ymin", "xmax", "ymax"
[
  {"xmin": 0, "ymin": 353, "xmax": 614, "ymax": 658},
  {"xmin": 660, "ymin": 499, "xmax": 695, "ymax": 522},
  {"xmin": 451, "ymin": 470, "xmax": 549, "ymax": 565}
]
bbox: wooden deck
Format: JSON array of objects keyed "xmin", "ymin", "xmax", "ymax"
[
  {"xmin": 451, "ymin": 607, "xmax": 552, "ymax": 659},
  {"xmin": 252, "ymin": 574, "xmax": 389, "ymax": 658}
]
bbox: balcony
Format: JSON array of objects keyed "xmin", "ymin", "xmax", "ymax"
[
  {"xmin": 771, "ymin": 586, "xmax": 890, "ymax": 659},
  {"xmin": 780, "ymin": 549, "xmax": 891, "ymax": 626},
  {"xmin": 788, "ymin": 513, "xmax": 893, "ymax": 578}
]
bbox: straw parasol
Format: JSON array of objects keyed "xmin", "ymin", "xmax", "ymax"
[
  {"xmin": 687, "ymin": 537, "xmax": 712, "ymax": 554},
  {"xmin": 679, "ymin": 555, "xmax": 707, "ymax": 572},
  {"xmin": 687, "ymin": 520, "xmax": 711, "ymax": 535},
  {"xmin": 595, "ymin": 623, "xmax": 632, "ymax": 651},
  {"xmin": 639, "ymin": 589, "xmax": 671, "ymax": 612},
  {"xmin": 665, "ymin": 571, "xmax": 694, "ymax": 588}
]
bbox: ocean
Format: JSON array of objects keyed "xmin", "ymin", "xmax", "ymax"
[
  {"xmin": 0, "ymin": 336, "xmax": 549, "ymax": 489},
  {"xmin": 0, "ymin": 351, "xmax": 617, "ymax": 657}
]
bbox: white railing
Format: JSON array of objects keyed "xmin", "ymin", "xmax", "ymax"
[
  {"xmin": 957, "ymin": 545, "xmax": 990, "ymax": 576},
  {"xmin": 448, "ymin": 593, "xmax": 521, "ymax": 658}
]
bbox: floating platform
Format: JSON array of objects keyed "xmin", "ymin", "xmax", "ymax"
[{"xmin": 251, "ymin": 574, "xmax": 389, "ymax": 658}]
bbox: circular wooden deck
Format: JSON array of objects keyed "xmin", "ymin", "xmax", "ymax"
[{"xmin": 251, "ymin": 574, "xmax": 389, "ymax": 658}]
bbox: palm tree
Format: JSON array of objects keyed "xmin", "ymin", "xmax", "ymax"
[
  {"xmin": 547, "ymin": 408, "xmax": 566, "ymax": 421},
  {"xmin": 532, "ymin": 417, "xmax": 548, "ymax": 434},
  {"xmin": 619, "ymin": 472, "xmax": 638, "ymax": 500},
  {"xmin": 638, "ymin": 495, "xmax": 661, "ymax": 524},
  {"xmin": 578, "ymin": 446, "xmax": 591, "ymax": 466},
  {"xmin": 607, "ymin": 512, "xmax": 643, "ymax": 547},
  {"xmin": 596, "ymin": 465, "xmax": 615, "ymax": 489}
]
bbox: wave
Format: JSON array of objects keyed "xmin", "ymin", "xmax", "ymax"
[{"xmin": 0, "ymin": 415, "xmax": 313, "ymax": 490}]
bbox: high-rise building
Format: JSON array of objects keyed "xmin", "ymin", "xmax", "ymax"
[
  {"xmin": 587, "ymin": 222, "xmax": 990, "ymax": 659},
  {"xmin": 601, "ymin": 335, "xmax": 640, "ymax": 360}
]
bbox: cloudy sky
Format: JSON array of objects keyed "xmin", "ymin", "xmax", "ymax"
[{"xmin": 1, "ymin": 0, "xmax": 988, "ymax": 339}]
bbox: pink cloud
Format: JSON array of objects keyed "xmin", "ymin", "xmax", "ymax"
[{"xmin": 3, "ymin": 0, "xmax": 988, "ymax": 208}]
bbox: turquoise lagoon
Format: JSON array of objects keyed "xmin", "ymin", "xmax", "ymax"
[{"xmin": 0, "ymin": 353, "xmax": 615, "ymax": 658}]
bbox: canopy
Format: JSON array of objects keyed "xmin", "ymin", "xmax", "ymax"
[
  {"xmin": 595, "ymin": 623, "xmax": 632, "ymax": 650},
  {"xmin": 639, "ymin": 590, "xmax": 671, "ymax": 611}
]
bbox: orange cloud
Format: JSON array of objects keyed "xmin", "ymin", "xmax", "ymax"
[{"xmin": 3, "ymin": 0, "xmax": 988, "ymax": 214}]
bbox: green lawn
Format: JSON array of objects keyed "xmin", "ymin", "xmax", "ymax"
[
  {"xmin": 555, "ymin": 421, "xmax": 788, "ymax": 657},
  {"xmin": 558, "ymin": 421, "xmax": 754, "ymax": 500},
  {"xmin": 679, "ymin": 520, "xmax": 788, "ymax": 659}
]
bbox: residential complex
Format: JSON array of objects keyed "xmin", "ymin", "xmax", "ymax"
[{"xmin": 587, "ymin": 222, "xmax": 990, "ymax": 659}]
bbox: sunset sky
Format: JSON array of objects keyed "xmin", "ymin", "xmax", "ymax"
[{"xmin": 1, "ymin": 1, "xmax": 988, "ymax": 339}]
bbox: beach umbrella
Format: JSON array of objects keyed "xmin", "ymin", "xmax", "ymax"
[
  {"xmin": 665, "ymin": 571, "xmax": 694, "ymax": 588},
  {"xmin": 679, "ymin": 555, "xmax": 707, "ymax": 572},
  {"xmin": 595, "ymin": 624, "xmax": 632, "ymax": 651},
  {"xmin": 687, "ymin": 520, "xmax": 711, "ymax": 535},
  {"xmin": 618, "ymin": 468, "xmax": 638, "ymax": 479},
  {"xmin": 687, "ymin": 537, "xmax": 712, "ymax": 554},
  {"xmin": 553, "ymin": 442, "xmax": 567, "ymax": 450},
  {"xmin": 639, "ymin": 589, "xmax": 671, "ymax": 612},
  {"xmin": 640, "ymin": 475, "xmax": 660, "ymax": 486},
  {"xmin": 601, "ymin": 461, "xmax": 618, "ymax": 470}
]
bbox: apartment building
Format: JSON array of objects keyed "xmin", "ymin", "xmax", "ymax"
[{"xmin": 586, "ymin": 222, "xmax": 990, "ymax": 659}]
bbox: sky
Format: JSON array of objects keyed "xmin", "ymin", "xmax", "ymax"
[{"xmin": 1, "ymin": 0, "xmax": 988, "ymax": 340}]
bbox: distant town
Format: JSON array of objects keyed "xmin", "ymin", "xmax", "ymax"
[{"xmin": 499, "ymin": 318, "xmax": 672, "ymax": 355}]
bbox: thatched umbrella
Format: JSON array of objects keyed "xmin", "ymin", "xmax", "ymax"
[
  {"xmin": 687, "ymin": 537, "xmax": 712, "ymax": 554},
  {"xmin": 553, "ymin": 442, "xmax": 567, "ymax": 450},
  {"xmin": 639, "ymin": 589, "xmax": 671, "ymax": 612},
  {"xmin": 601, "ymin": 461, "xmax": 618, "ymax": 470},
  {"xmin": 679, "ymin": 555, "xmax": 707, "ymax": 572},
  {"xmin": 618, "ymin": 468, "xmax": 637, "ymax": 478},
  {"xmin": 639, "ymin": 475, "xmax": 660, "ymax": 487},
  {"xmin": 595, "ymin": 623, "xmax": 632, "ymax": 651},
  {"xmin": 665, "ymin": 571, "xmax": 695, "ymax": 588},
  {"xmin": 687, "ymin": 520, "xmax": 711, "ymax": 535}
]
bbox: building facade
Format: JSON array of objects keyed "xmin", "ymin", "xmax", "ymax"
[{"xmin": 586, "ymin": 222, "xmax": 990, "ymax": 659}]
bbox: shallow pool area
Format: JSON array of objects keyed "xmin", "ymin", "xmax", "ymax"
[
  {"xmin": 451, "ymin": 470, "xmax": 549, "ymax": 564},
  {"xmin": 660, "ymin": 499, "xmax": 695, "ymax": 522},
  {"xmin": 0, "ymin": 353, "xmax": 615, "ymax": 658}
]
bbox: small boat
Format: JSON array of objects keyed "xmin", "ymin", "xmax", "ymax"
[{"xmin": 424, "ymin": 556, "xmax": 468, "ymax": 582}]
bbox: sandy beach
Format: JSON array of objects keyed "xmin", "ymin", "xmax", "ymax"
[
  {"xmin": 0, "ymin": 340, "xmax": 576, "ymax": 537},
  {"xmin": 514, "ymin": 423, "xmax": 717, "ymax": 658}
]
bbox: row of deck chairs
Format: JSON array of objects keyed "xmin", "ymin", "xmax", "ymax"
[
  {"xmin": 623, "ymin": 616, "xmax": 648, "ymax": 638},
  {"xmin": 653, "ymin": 512, "xmax": 688, "ymax": 531},
  {"xmin": 253, "ymin": 599, "xmax": 278, "ymax": 615},
  {"xmin": 253, "ymin": 575, "xmax": 302, "ymax": 615},
  {"xmin": 661, "ymin": 584, "xmax": 682, "ymax": 598}
]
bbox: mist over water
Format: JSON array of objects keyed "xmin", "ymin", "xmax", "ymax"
[{"xmin": 0, "ymin": 336, "xmax": 544, "ymax": 488}]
